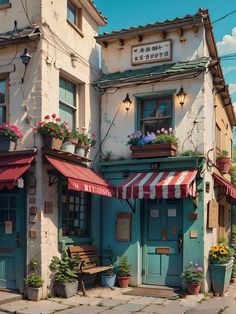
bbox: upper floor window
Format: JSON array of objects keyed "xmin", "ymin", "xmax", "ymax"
[
  {"xmin": 59, "ymin": 77, "xmax": 76, "ymax": 128},
  {"xmin": 140, "ymin": 96, "xmax": 172, "ymax": 133},
  {"xmin": 0, "ymin": 78, "xmax": 7, "ymax": 123},
  {"xmin": 67, "ymin": 0, "xmax": 82, "ymax": 31}
]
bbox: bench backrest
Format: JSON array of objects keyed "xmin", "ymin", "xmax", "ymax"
[{"xmin": 68, "ymin": 245, "xmax": 99, "ymax": 269}]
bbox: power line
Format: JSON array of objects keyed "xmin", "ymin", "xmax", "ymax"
[
  {"xmin": 212, "ymin": 9, "xmax": 236, "ymax": 24},
  {"xmin": 20, "ymin": 0, "xmax": 32, "ymax": 25}
]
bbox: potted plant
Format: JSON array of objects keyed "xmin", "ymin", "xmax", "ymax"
[
  {"xmin": 0, "ymin": 123, "xmax": 23, "ymax": 152},
  {"xmin": 127, "ymin": 128, "xmax": 178, "ymax": 158},
  {"xmin": 61, "ymin": 129, "xmax": 76, "ymax": 154},
  {"xmin": 216, "ymin": 150, "xmax": 231, "ymax": 174},
  {"xmin": 49, "ymin": 251, "xmax": 80, "ymax": 298},
  {"xmin": 182, "ymin": 262, "xmax": 203, "ymax": 295},
  {"xmin": 24, "ymin": 258, "xmax": 44, "ymax": 301},
  {"xmin": 231, "ymin": 224, "xmax": 236, "ymax": 244},
  {"xmin": 209, "ymin": 241, "xmax": 234, "ymax": 295},
  {"xmin": 117, "ymin": 256, "xmax": 131, "ymax": 288},
  {"xmin": 74, "ymin": 127, "xmax": 96, "ymax": 157},
  {"xmin": 101, "ymin": 246, "xmax": 116, "ymax": 288},
  {"xmin": 37, "ymin": 114, "xmax": 69, "ymax": 149}
]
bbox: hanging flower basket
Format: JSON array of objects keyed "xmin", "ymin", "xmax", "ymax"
[
  {"xmin": 0, "ymin": 123, "xmax": 23, "ymax": 152},
  {"xmin": 130, "ymin": 143, "xmax": 177, "ymax": 159}
]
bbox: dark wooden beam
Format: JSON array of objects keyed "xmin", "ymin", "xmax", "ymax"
[
  {"xmin": 118, "ymin": 39, "xmax": 124, "ymax": 46},
  {"xmin": 101, "ymin": 41, "xmax": 108, "ymax": 48},
  {"xmin": 192, "ymin": 25, "xmax": 199, "ymax": 34},
  {"xmin": 177, "ymin": 28, "xmax": 184, "ymax": 37},
  {"xmin": 159, "ymin": 30, "xmax": 166, "ymax": 39},
  {"xmin": 136, "ymin": 34, "xmax": 143, "ymax": 42}
]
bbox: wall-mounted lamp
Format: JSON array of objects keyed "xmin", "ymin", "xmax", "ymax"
[
  {"xmin": 176, "ymin": 86, "xmax": 187, "ymax": 106},
  {"xmin": 123, "ymin": 93, "xmax": 132, "ymax": 111},
  {"xmin": 20, "ymin": 48, "xmax": 31, "ymax": 83}
]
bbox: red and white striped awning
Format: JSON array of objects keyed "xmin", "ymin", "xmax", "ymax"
[{"xmin": 117, "ymin": 170, "xmax": 197, "ymax": 199}]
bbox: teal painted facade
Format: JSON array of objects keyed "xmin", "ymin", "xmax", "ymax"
[{"xmin": 100, "ymin": 156, "xmax": 205, "ymax": 287}]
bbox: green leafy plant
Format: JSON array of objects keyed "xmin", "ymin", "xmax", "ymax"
[
  {"xmin": 49, "ymin": 251, "xmax": 80, "ymax": 283},
  {"xmin": 154, "ymin": 128, "xmax": 178, "ymax": 146},
  {"xmin": 209, "ymin": 242, "xmax": 233, "ymax": 264},
  {"xmin": 117, "ymin": 256, "xmax": 131, "ymax": 277},
  {"xmin": 37, "ymin": 114, "xmax": 69, "ymax": 140},
  {"xmin": 180, "ymin": 150, "xmax": 203, "ymax": 157},
  {"xmin": 103, "ymin": 246, "xmax": 115, "ymax": 276},
  {"xmin": 73, "ymin": 127, "xmax": 96, "ymax": 148},
  {"xmin": 182, "ymin": 262, "xmax": 204, "ymax": 284},
  {"xmin": 232, "ymin": 260, "xmax": 236, "ymax": 278},
  {"xmin": 24, "ymin": 258, "xmax": 44, "ymax": 288},
  {"xmin": 231, "ymin": 224, "xmax": 236, "ymax": 243},
  {"xmin": 216, "ymin": 150, "xmax": 230, "ymax": 161},
  {"xmin": 230, "ymin": 165, "xmax": 236, "ymax": 186}
]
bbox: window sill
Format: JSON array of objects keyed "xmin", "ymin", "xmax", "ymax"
[
  {"xmin": 0, "ymin": 3, "xmax": 12, "ymax": 10},
  {"xmin": 67, "ymin": 19, "xmax": 84, "ymax": 38}
]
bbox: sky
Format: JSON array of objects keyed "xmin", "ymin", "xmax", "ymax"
[{"xmin": 94, "ymin": 0, "xmax": 236, "ymax": 139}]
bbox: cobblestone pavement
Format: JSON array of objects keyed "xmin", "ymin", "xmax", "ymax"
[{"xmin": 0, "ymin": 283, "xmax": 235, "ymax": 314}]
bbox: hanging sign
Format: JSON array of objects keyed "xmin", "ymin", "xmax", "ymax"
[
  {"xmin": 116, "ymin": 212, "xmax": 132, "ymax": 242},
  {"xmin": 131, "ymin": 40, "xmax": 172, "ymax": 65}
]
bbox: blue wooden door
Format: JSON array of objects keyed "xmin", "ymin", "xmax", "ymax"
[
  {"xmin": 0, "ymin": 189, "xmax": 24, "ymax": 290},
  {"xmin": 143, "ymin": 199, "xmax": 183, "ymax": 287}
]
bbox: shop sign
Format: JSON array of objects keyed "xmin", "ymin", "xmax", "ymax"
[
  {"xmin": 116, "ymin": 212, "xmax": 132, "ymax": 242},
  {"xmin": 131, "ymin": 40, "xmax": 172, "ymax": 65}
]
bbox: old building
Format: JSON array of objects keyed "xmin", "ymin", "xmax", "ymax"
[
  {"xmin": 0, "ymin": 0, "xmax": 110, "ymax": 294},
  {"xmin": 95, "ymin": 9, "xmax": 236, "ymax": 291}
]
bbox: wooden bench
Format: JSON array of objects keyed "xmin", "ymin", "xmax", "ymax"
[{"xmin": 68, "ymin": 244, "xmax": 113, "ymax": 296}]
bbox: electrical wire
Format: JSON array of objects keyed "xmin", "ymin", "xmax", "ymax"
[
  {"xmin": 212, "ymin": 9, "xmax": 236, "ymax": 24},
  {"xmin": 20, "ymin": 0, "xmax": 32, "ymax": 26}
]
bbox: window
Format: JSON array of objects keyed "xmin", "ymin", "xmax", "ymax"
[
  {"xmin": 0, "ymin": 78, "xmax": 7, "ymax": 123},
  {"xmin": 61, "ymin": 187, "xmax": 91, "ymax": 238},
  {"xmin": 140, "ymin": 96, "xmax": 172, "ymax": 133},
  {"xmin": 67, "ymin": 0, "xmax": 82, "ymax": 31},
  {"xmin": 59, "ymin": 77, "xmax": 76, "ymax": 128},
  {"xmin": 0, "ymin": 0, "xmax": 9, "ymax": 4}
]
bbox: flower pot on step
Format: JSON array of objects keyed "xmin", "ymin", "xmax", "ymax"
[
  {"xmin": 209, "ymin": 259, "xmax": 234, "ymax": 295},
  {"xmin": 0, "ymin": 137, "xmax": 16, "ymax": 152},
  {"xmin": 186, "ymin": 283, "xmax": 201, "ymax": 295},
  {"xmin": 101, "ymin": 274, "xmax": 116, "ymax": 288},
  {"xmin": 62, "ymin": 141, "xmax": 75, "ymax": 154},
  {"xmin": 54, "ymin": 281, "xmax": 78, "ymax": 298},
  {"xmin": 117, "ymin": 276, "xmax": 131, "ymax": 288},
  {"xmin": 26, "ymin": 287, "xmax": 43, "ymax": 301}
]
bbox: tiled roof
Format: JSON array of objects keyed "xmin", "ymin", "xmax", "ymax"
[
  {"xmin": 95, "ymin": 57, "xmax": 210, "ymax": 88},
  {"xmin": 88, "ymin": 0, "xmax": 107, "ymax": 23},
  {"xmin": 96, "ymin": 9, "xmax": 205, "ymax": 41}
]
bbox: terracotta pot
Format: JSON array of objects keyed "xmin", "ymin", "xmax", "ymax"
[
  {"xmin": 216, "ymin": 158, "xmax": 231, "ymax": 174},
  {"xmin": 42, "ymin": 136, "xmax": 63, "ymax": 149},
  {"xmin": 117, "ymin": 276, "xmax": 131, "ymax": 288},
  {"xmin": 186, "ymin": 283, "xmax": 201, "ymax": 295},
  {"xmin": 51, "ymin": 137, "xmax": 63, "ymax": 149},
  {"xmin": 130, "ymin": 143, "xmax": 177, "ymax": 159}
]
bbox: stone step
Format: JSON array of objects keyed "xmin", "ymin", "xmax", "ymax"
[{"xmin": 0, "ymin": 290, "xmax": 22, "ymax": 305}]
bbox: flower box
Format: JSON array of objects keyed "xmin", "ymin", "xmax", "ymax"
[
  {"xmin": 209, "ymin": 259, "xmax": 233, "ymax": 295},
  {"xmin": 0, "ymin": 137, "xmax": 16, "ymax": 152},
  {"xmin": 130, "ymin": 143, "xmax": 177, "ymax": 159}
]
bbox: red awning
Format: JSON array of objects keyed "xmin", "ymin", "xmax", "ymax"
[
  {"xmin": 0, "ymin": 154, "xmax": 35, "ymax": 190},
  {"xmin": 117, "ymin": 170, "xmax": 197, "ymax": 199},
  {"xmin": 213, "ymin": 173, "xmax": 236, "ymax": 204},
  {"xmin": 45, "ymin": 155, "xmax": 115, "ymax": 197}
]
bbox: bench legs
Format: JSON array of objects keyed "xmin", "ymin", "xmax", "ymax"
[{"xmin": 80, "ymin": 276, "xmax": 87, "ymax": 297}]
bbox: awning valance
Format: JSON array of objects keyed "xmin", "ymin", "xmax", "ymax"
[
  {"xmin": 45, "ymin": 155, "xmax": 115, "ymax": 197},
  {"xmin": 117, "ymin": 170, "xmax": 197, "ymax": 199},
  {"xmin": 0, "ymin": 154, "xmax": 35, "ymax": 190},
  {"xmin": 213, "ymin": 173, "xmax": 236, "ymax": 204}
]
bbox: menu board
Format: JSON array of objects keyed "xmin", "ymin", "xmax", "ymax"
[{"xmin": 116, "ymin": 212, "xmax": 132, "ymax": 242}]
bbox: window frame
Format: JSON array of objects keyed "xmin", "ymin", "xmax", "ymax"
[
  {"xmin": 135, "ymin": 90, "xmax": 175, "ymax": 133},
  {"xmin": 59, "ymin": 76, "xmax": 77, "ymax": 129},
  {"xmin": 0, "ymin": 0, "xmax": 11, "ymax": 10},
  {"xmin": 67, "ymin": 0, "xmax": 83, "ymax": 36},
  {"xmin": 0, "ymin": 76, "xmax": 9, "ymax": 123}
]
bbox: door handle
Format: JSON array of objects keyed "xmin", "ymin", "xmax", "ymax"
[
  {"xmin": 178, "ymin": 234, "xmax": 183, "ymax": 253},
  {"xmin": 16, "ymin": 232, "xmax": 20, "ymax": 248}
]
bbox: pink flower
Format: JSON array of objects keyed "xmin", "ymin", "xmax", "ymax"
[
  {"xmin": 157, "ymin": 130, "xmax": 160, "ymax": 134},
  {"xmin": 67, "ymin": 129, "xmax": 72, "ymax": 133},
  {"xmin": 33, "ymin": 128, "xmax": 38, "ymax": 133},
  {"xmin": 92, "ymin": 133, "xmax": 96, "ymax": 138},
  {"xmin": 60, "ymin": 129, "xmax": 64, "ymax": 133},
  {"xmin": 39, "ymin": 121, "xmax": 45, "ymax": 126},
  {"xmin": 55, "ymin": 117, "xmax": 61, "ymax": 122},
  {"xmin": 44, "ymin": 115, "xmax": 50, "ymax": 119},
  {"xmin": 64, "ymin": 122, "xmax": 70, "ymax": 126},
  {"xmin": 164, "ymin": 130, "xmax": 168, "ymax": 134},
  {"xmin": 161, "ymin": 128, "xmax": 165, "ymax": 133},
  {"xmin": 81, "ymin": 127, "xmax": 87, "ymax": 131},
  {"xmin": 52, "ymin": 113, "xmax": 56, "ymax": 119},
  {"xmin": 169, "ymin": 127, "xmax": 173, "ymax": 132}
]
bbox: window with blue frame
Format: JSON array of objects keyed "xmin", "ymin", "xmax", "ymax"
[
  {"xmin": 0, "ymin": 0, "xmax": 9, "ymax": 4},
  {"xmin": 0, "ymin": 78, "xmax": 7, "ymax": 123},
  {"xmin": 140, "ymin": 96, "xmax": 172, "ymax": 133},
  {"xmin": 61, "ymin": 186, "xmax": 91, "ymax": 238},
  {"xmin": 59, "ymin": 77, "xmax": 76, "ymax": 128},
  {"xmin": 67, "ymin": 0, "xmax": 82, "ymax": 31}
]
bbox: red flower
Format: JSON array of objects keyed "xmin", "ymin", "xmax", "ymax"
[
  {"xmin": 81, "ymin": 127, "xmax": 87, "ymax": 131},
  {"xmin": 52, "ymin": 114, "xmax": 56, "ymax": 119},
  {"xmin": 92, "ymin": 133, "xmax": 96, "ymax": 138},
  {"xmin": 44, "ymin": 115, "xmax": 50, "ymax": 119},
  {"xmin": 55, "ymin": 117, "xmax": 61, "ymax": 122},
  {"xmin": 50, "ymin": 126, "xmax": 55, "ymax": 130},
  {"xmin": 60, "ymin": 129, "xmax": 64, "ymax": 133}
]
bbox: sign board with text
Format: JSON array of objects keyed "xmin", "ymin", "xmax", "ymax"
[{"xmin": 131, "ymin": 40, "xmax": 172, "ymax": 65}]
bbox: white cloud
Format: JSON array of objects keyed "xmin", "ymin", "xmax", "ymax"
[
  {"xmin": 229, "ymin": 83, "xmax": 236, "ymax": 95},
  {"xmin": 217, "ymin": 27, "xmax": 236, "ymax": 56}
]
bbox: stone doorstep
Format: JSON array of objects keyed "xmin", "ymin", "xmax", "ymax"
[{"xmin": 0, "ymin": 291, "xmax": 22, "ymax": 305}]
